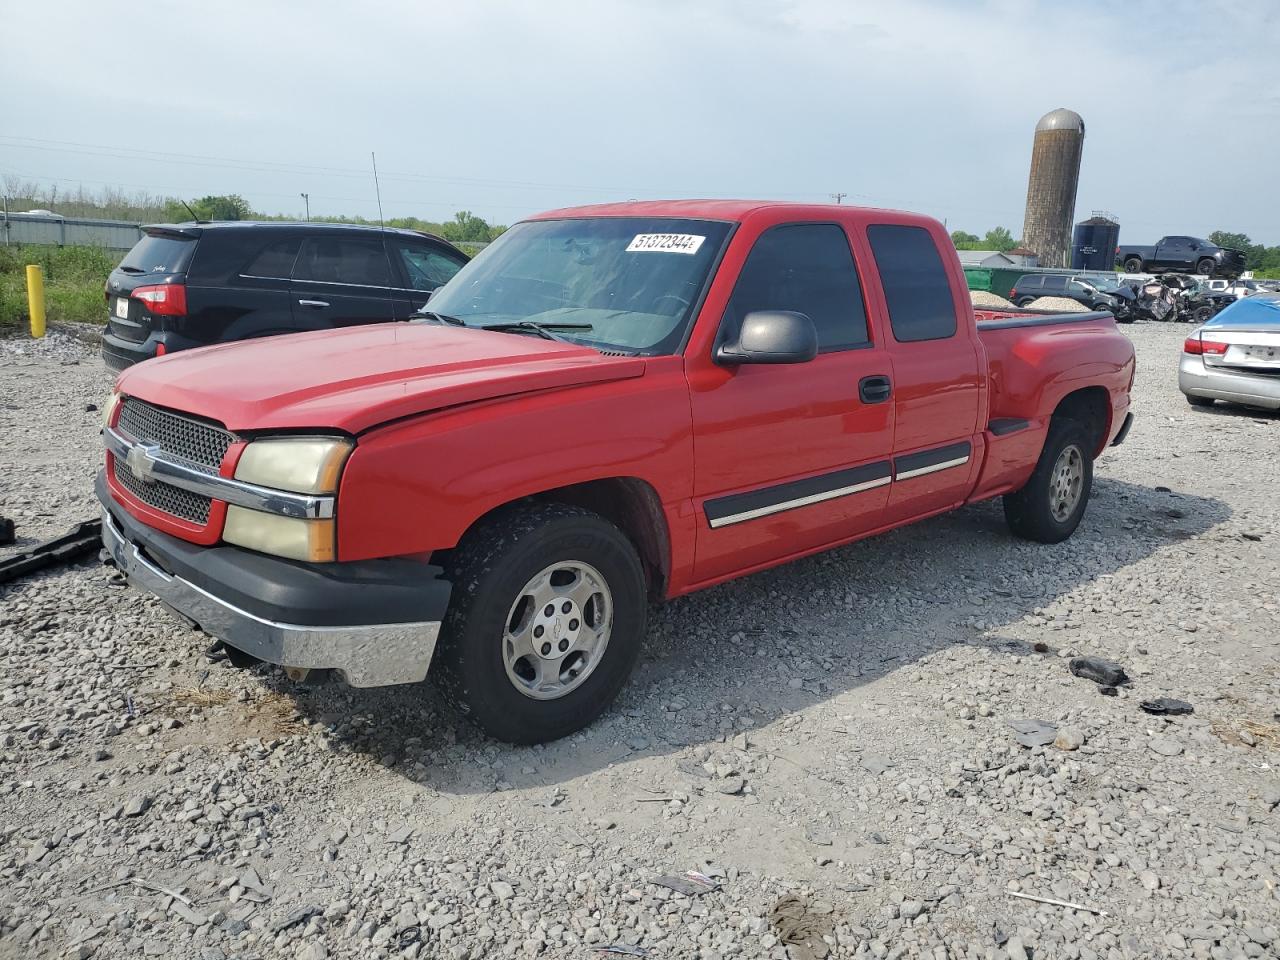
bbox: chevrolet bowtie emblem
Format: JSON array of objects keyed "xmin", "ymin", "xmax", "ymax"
[{"xmin": 126, "ymin": 443, "xmax": 162, "ymax": 484}]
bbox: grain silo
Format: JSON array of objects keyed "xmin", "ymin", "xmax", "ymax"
[{"xmin": 1021, "ymin": 108, "xmax": 1085, "ymax": 269}]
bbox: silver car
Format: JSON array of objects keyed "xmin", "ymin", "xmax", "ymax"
[{"xmin": 1180, "ymin": 294, "xmax": 1280, "ymax": 410}]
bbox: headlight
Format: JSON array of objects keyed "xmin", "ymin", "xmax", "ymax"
[
  {"xmin": 223, "ymin": 437, "xmax": 352, "ymax": 562},
  {"xmin": 233, "ymin": 437, "xmax": 352, "ymax": 494},
  {"xmin": 223, "ymin": 507, "xmax": 336, "ymax": 562},
  {"xmin": 103, "ymin": 390, "xmax": 122, "ymax": 428}
]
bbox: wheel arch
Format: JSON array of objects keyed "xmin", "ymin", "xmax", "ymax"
[
  {"xmin": 1051, "ymin": 385, "xmax": 1111, "ymax": 456},
  {"xmin": 447, "ymin": 476, "xmax": 671, "ymax": 601}
]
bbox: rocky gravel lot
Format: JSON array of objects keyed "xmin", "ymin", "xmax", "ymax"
[{"xmin": 1, "ymin": 324, "xmax": 1278, "ymax": 960}]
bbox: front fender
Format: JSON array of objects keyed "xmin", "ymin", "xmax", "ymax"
[{"xmin": 334, "ymin": 360, "xmax": 694, "ymax": 562}]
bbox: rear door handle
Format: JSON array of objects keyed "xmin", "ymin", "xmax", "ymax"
[
  {"xmin": 298, "ymin": 299, "xmax": 329, "ymax": 308},
  {"xmin": 859, "ymin": 374, "xmax": 892, "ymax": 404}
]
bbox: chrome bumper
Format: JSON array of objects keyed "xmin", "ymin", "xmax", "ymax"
[
  {"xmin": 101, "ymin": 509, "xmax": 441, "ymax": 687},
  {"xmin": 1179, "ymin": 355, "xmax": 1280, "ymax": 410}
]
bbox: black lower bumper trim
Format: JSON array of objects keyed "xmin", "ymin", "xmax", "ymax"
[
  {"xmin": 95, "ymin": 471, "xmax": 449, "ymax": 628},
  {"xmin": 1111, "ymin": 412, "xmax": 1134, "ymax": 446}
]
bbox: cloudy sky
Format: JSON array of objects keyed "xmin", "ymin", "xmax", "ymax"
[{"xmin": 2, "ymin": 0, "xmax": 1276, "ymax": 241}]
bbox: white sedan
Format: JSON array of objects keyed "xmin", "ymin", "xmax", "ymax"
[{"xmin": 1180, "ymin": 294, "xmax": 1280, "ymax": 411}]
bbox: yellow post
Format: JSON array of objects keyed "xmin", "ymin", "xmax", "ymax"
[{"xmin": 26, "ymin": 265, "xmax": 46, "ymax": 338}]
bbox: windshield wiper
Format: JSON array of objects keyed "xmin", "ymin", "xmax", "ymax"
[
  {"xmin": 479, "ymin": 321, "xmax": 592, "ymax": 343},
  {"xmin": 412, "ymin": 310, "xmax": 467, "ymax": 326}
]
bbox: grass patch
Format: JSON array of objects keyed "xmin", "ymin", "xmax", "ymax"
[{"xmin": 0, "ymin": 244, "xmax": 116, "ymax": 332}]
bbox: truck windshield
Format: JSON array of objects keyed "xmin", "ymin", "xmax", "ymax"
[{"xmin": 423, "ymin": 217, "xmax": 733, "ymax": 354}]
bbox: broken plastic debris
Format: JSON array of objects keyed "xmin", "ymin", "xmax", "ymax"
[
  {"xmin": 1068, "ymin": 656, "xmax": 1129, "ymax": 687},
  {"xmin": 595, "ymin": 947, "xmax": 649, "ymax": 957},
  {"xmin": 1140, "ymin": 698, "xmax": 1194, "ymax": 716},
  {"xmin": 652, "ymin": 871, "xmax": 718, "ymax": 896},
  {"xmin": 1007, "ymin": 719, "xmax": 1058, "ymax": 748}
]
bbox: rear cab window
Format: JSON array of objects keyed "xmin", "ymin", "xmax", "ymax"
[
  {"xmin": 119, "ymin": 234, "xmax": 197, "ymax": 276},
  {"xmin": 722, "ymin": 223, "xmax": 870, "ymax": 353},
  {"xmin": 866, "ymin": 224, "xmax": 957, "ymax": 342}
]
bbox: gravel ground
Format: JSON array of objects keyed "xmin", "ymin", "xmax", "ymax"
[{"xmin": 1, "ymin": 323, "xmax": 1278, "ymax": 960}]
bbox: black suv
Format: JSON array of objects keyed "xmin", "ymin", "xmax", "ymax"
[
  {"xmin": 102, "ymin": 222, "xmax": 469, "ymax": 370},
  {"xmin": 1008, "ymin": 273, "xmax": 1122, "ymax": 312}
]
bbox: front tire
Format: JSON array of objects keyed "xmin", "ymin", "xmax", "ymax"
[
  {"xmin": 1003, "ymin": 419, "xmax": 1094, "ymax": 544},
  {"xmin": 435, "ymin": 503, "xmax": 647, "ymax": 744},
  {"xmin": 1196, "ymin": 258, "xmax": 1216, "ymax": 277}
]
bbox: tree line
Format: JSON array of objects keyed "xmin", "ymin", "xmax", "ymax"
[{"xmin": 1, "ymin": 178, "xmax": 507, "ymax": 245}]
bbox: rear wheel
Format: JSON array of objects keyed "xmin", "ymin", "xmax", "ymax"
[
  {"xmin": 1123, "ymin": 257, "xmax": 1144, "ymax": 273},
  {"xmin": 1186, "ymin": 394, "xmax": 1215, "ymax": 408},
  {"xmin": 1003, "ymin": 419, "xmax": 1094, "ymax": 544},
  {"xmin": 1196, "ymin": 258, "xmax": 1216, "ymax": 277},
  {"xmin": 434, "ymin": 503, "xmax": 647, "ymax": 744}
]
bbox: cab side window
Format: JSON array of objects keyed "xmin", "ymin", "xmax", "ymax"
[
  {"xmin": 723, "ymin": 223, "xmax": 869, "ymax": 353},
  {"xmin": 867, "ymin": 225, "xmax": 957, "ymax": 343}
]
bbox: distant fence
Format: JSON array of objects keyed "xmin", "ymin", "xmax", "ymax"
[{"xmin": 1, "ymin": 212, "xmax": 144, "ymax": 250}]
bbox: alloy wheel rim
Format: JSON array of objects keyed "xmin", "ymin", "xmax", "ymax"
[
  {"xmin": 1049, "ymin": 445, "xmax": 1084, "ymax": 522},
  {"xmin": 501, "ymin": 560, "xmax": 613, "ymax": 700}
]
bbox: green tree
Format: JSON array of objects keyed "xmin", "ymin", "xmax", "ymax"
[
  {"xmin": 194, "ymin": 194, "xmax": 252, "ymax": 220},
  {"xmin": 983, "ymin": 226, "xmax": 1017, "ymax": 252},
  {"xmin": 950, "ymin": 230, "xmax": 980, "ymax": 245},
  {"xmin": 440, "ymin": 210, "xmax": 495, "ymax": 243},
  {"xmin": 1208, "ymin": 230, "xmax": 1250, "ymax": 252}
]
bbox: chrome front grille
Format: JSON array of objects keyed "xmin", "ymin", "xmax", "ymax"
[
  {"xmin": 117, "ymin": 398, "xmax": 234, "ymax": 472},
  {"xmin": 113, "ymin": 458, "xmax": 211, "ymax": 523},
  {"xmin": 113, "ymin": 398, "xmax": 235, "ymax": 524}
]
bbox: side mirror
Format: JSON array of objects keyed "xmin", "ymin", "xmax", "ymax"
[{"xmin": 716, "ymin": 311, "xmax": 819, "ymax": 365}]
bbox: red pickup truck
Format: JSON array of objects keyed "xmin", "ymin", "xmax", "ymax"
[{"xmin": 98, "ymin": 200, "xmax": 1135, "ymax": 743}]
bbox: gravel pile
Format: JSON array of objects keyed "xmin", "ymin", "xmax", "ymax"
[
  {"xmin": 2, "ymin": 325, "xmax": 1278, "ymax": 960},
  {"xmin": 969, "ymin": 291, "xmax": 1015, "ymax": 309},
  {"xmin": 1026, "ymin": 296, "xmax": 1090, "ymax": 313}
]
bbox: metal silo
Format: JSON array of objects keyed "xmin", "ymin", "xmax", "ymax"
[
  {"xmin": 1021, "ymin": 108, "xmax": 1085, "ymax": 269},
  {"xmin": 1071, "ymin": 214, "xmax": 1120, "ymax": 272}
]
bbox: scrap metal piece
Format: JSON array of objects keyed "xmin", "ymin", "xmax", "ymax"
[{"xmin": 0, "ymin": 519, "xmax": 102, "ymax": 585}]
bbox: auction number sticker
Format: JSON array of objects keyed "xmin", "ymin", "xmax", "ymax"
[{"xmin": 626, "ymin": 233, "xmax": 706, "ymax": 255}]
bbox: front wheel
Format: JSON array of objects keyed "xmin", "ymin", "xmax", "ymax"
[
  {"xmin": 1003, "ymin": 420, "xmax": 1095, "ymax": 543},
  {"xmin": 434, "ymin": 503, "xmax": 647, "ymax": 744},
  {"xmin": 1196, "ymin": 258, "xmax": 1216, "ymax": 277}
]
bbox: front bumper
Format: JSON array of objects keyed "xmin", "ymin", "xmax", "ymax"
[
  {"xmin": 98, "ymin": 474, "xmax": 450, "ymax": 686},
  {"xmin": 1179, "ymin": 355, "xmax": 1280, "ymax": 410}
]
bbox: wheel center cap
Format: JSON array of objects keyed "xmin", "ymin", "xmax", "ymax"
[{"xmin": 533, "ymin": 600, "xmax": 581, "ymax": 659}]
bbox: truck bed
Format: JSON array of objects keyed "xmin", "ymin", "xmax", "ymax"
[{"xmin": 967, "ymin": 305, "xmax": 1133, "ymax": 502}]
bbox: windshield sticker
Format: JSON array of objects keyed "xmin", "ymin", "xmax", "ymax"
[{"xmin": 626, "ymin": 233, "xmax": 706, "ymax": 255}]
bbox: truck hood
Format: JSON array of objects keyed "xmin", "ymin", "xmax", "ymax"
[{"xmin": 115, "ymin": 324, "xmax": 647, "ymax": 433}]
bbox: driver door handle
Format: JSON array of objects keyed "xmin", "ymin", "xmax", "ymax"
[
  {"xmin": 859, "ymin": 375, "xmax": 892, "ymax": 404},
  {"xmin": 298, "ymin": 299, "xmax": 330, "ymax": 308}
]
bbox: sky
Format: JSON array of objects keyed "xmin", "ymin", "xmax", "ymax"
[{"xmin": 2, "ymin": 0, "xmax": 1277, "ymax": 243}]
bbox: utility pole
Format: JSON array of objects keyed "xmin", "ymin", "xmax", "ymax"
[
  {"xmin": 829, "ymin": 192, "xmax": 847, "ymax": 205},
  {"xmin": 300, "ymin": 193, "xmax": 310, "ymax": 220}
]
